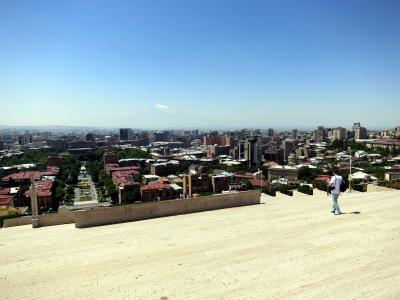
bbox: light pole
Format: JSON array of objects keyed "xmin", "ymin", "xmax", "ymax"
[
  {"xmin": 348, "ymin": 146, "xmax": 352, "ymax": 192},
  {"xmin": 257, "ymin": 168, "xmax": 263, "ymax": 194}
]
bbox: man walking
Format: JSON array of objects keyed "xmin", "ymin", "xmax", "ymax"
[{"xmin": 329, "ymin": 168, "xmax": 343, "ymax": 215}]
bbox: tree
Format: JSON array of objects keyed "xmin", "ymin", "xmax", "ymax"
[
  {"xmin": 120, "ymin": 188, "xmax": 141, "ymax": 204},
  {"xmin": 298, "ymin": 166, "xmax": 323, "ymax": 182},
  {"xmin": 240, "ymin": 179, "xmax": 252, "ymax": 190},
  {"xmin": 298, "ymin": 185, "xmax": 313, "ymax": 195},
  {"xmin": 298, "ymin": 166, "xmax": 312, "ymax": 182},
  {"xmin": 64, "ymin": 185, "xmax": 75, "ymax": 205},
  {"xmin": 54, "ymin": 179, "xmax": 65, "ymax": 202},
  {"xmin": 0, "ymin": 148, "xmax": 58, "ymax": 167},
  {"xmin": 59, "ymin": 155, "xmax": 80, "ymax": 185},
  {"xmin": 99, "ymin": 170, "xmax": 118, "ymax": 202},
  {"xmin": 86, "ymin": 161, "xmax": 102, "ymax": 183}
]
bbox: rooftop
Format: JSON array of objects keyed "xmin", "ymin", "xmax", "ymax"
[
  {"xmin": 1, "ymin": 190, "xmax": 399, "ymax": 299},
  {"xmin": 24, "ymin": 180, "xmax": 54, "ymax": 198},
  {"xmin": 0, "ymin": 194, "xmax": 13, "ymax": 205},
  {"xmin": 111, "ymin": 171, "xmax": 139, "ymax": 188},
  {"xmin": 140, "ymin": 183, "xmax": 172, "ymax": 191}
]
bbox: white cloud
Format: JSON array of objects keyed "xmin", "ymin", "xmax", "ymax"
[{"xmin": 153, "ymin": 103, "xmax": 174, "ymax": 113}]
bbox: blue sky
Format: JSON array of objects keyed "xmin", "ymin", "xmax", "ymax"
[{"xmin": 0, "ymin": 0, "xmax": 399, "ymax": 129}]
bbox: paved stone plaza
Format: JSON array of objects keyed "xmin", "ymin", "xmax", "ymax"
[{"xmin": 1, "ymin": 190, "xmax": 399, "ymax": 299}]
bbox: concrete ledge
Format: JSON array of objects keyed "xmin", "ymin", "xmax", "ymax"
[
  {"xmin": 3, "ymin": 212, "xmax": 75, "ymax": 228},
  {"xmin": 3, "ymin": 215, "xmax": 31, "ymax": 227},
  {"xmin": 75, "ymin": 190, "xmax": 261, "ymax": 228},
  {"xmin": 38, "ymin": 212, "xmax": 75, "ymax": 227}
]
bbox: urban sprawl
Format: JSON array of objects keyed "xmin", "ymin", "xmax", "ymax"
[{"xmin": 1, "ymin": 123, "xmax": 400, "ymax": 224}]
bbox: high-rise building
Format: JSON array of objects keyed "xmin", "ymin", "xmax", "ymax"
[
  {"xmin": 267, "ymin": 128, "xmax": 274, "ymax": 137},
  {"xmin": 265, "ymin": 146, "xmax": 284, "ymax": 164},
  {"xmin": 395, "ymin": 126, "xmax": 400, "ymax": 138},
  {"xmin": 47, "ymin": 139, "xmax": 68, "ymax": 151},
  {"xmin": 224, "ymin": 135, "xmax": 234, "ymax": 147},
  {"xmin": 238, "ymin": 137, "xmax": 261, "ymax": 167},
  {"xmin": 313, "ymin": 126, "xmax": 326, "ymax": 142},
  {"xmin": 283, "ymin": 139, "xmax": 294, "ymax": 162},
  {"xmin": 332, "ymin": 127, "xmax": 347, "ymax": 141},
  {"xmin": 18, "ymin": 134, "xmax": 32, "ymax": 145},
  {"xmin": 203, "ymin": 132, "xmax": 232, "ymax": 149},
  {"xmin": 153, "ymin": 130, "xmax": 171, "ymax": 142},
  {"xmin": 292, "ymin": 129, "xmax": 299, "ymax": 140},
  {"xmin": 119, "ymin": 128, "xmax": 133, "ymax": 141},
  {"xmin": 352, "ymin": 123, "xmax": 368, "ymax": 140},
  {"xmin": 86, "ymin": 133, "xmax": 95, "ymax": 141}
]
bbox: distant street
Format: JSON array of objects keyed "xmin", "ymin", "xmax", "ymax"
[{"xmin": 74, "ymin": 165, "xmax": 98, "ymax": 205}]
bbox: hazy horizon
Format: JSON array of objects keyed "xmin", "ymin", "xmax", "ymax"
[
  {"xmin": 0, "ymin": 123, "xmax": 397, "ymax": 132},
  {"xmin": 1, "ymin": 0, "xmax": 400, "ymax": 128}
]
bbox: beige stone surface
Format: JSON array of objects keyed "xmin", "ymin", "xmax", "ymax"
[{"xmin": 1, "ymin": 190, "xmax": 400, "ymax": 300}]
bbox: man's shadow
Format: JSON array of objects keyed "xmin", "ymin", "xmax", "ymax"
[{"xmin": 342, "ymin": 211, "xmax": 361, "ymax": 215}]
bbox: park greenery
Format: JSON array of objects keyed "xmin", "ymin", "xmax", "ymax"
[
  {"xmin": 99, "ymin": 170, "xmax": 118, "ymax": 203},
  {"xmin": 0, "ymin": 148, "xmax": 58, "ymax": 167},
  {"xmin": 277, "ymin": 186, "xmax": 293, "ymax": 196},
  {"xmin": 0, "ymin": 206, "xmax": 19, "ymax": 226},
  {"xmin": 297, "ymin": 166, "xmax": 324, "ymax": 183},
  {"xmin": 297, "ymin": 185, "xmax": 313, "ymax": 195},
  {"xmin": 58, "ymin": 156, "xmax": 81, "ymax": 206},
  {"xmin": 262, "ymin": 188, "xmax": 276, "ymax": 197},
  {"xmin": 120, "ymin": 187, "xmax": 141, "ymax": 204},
  {"xmin": 114, "ymin": 148, "xmax": 152, "ymax": 160}
]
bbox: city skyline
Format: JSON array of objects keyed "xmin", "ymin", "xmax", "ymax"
[
  {"xmin": 1, "ymin": 0, "xmax": 400, "ymax": 128},
  {"xmin": 0, "ymin": 123, "xmax": 398, "ymax": 132}
]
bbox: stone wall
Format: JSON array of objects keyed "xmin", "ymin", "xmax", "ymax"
[
  {"xmin": 38, "ymin": 212, "xmax": 75, "ymax": 227},
  {"xmin": 75, "ymin": 190, "xmax": 261, "ymax": 228},
  {"xmin": 3, "ymin": 211, "xmax": 75, "ymax": 228},
  {"xmin": 3, "ymin": 215, "xmax": 31, "ymax": 227}
]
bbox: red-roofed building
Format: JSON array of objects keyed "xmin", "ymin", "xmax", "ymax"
[
  {"xmin": 172, "ymin": 177, "xmax": 184, "ymax": 186},
  {"xmin": 24, "ymin": 180, "xmax": 54, "ymax": 210},
  {"xmin": 0, "ymin": 188, "xmax": 11, "ymax": 195},
  {"xmin": 1, "ymin": 171, "xmax": 41, "ymax": 186},
  {"xmin": 159, "ymin": 177, "xmax": 170, "ymax": 184},
  {"xmin": 105, "ymin": 164, "xmax": 141, "ymax": 177},
  {"xmin": 140, "ymin": 183, "xmax": 175, "ymax": 202},
  {"xmin": 105, "ymin": 163, "xmax": 119, "ymax": 172},
  {"xmin": 1, "ymin": 166, "xmax": 59, "ymax": 187},
  {"xmin": 43, "ymin": 166, "xmax": 60, "ymax": 175},
  {"xmin": 314, "ymin": 175, "xmax": 331, "ymax": 183},
  {"xmin": 249, "ymin": 179, "xmax": 270, "ymax": 188},
  {"xmin": 111, "ymin": 171, "xmax": 140, "ymax": 204},
  {"xmin": 112, "ymin": 171, "xmax": 140, "ymax": 187},
  {"xmin": 0, "ymin": 194, "xmax": 13, "ymax": 206},
  {"xmin": 233, "ymin": 172, "xmax": 256, "ymax": 180},
  {"xmin": 0, "ymin": 187, "xmax": 24, "ymax": 207}
]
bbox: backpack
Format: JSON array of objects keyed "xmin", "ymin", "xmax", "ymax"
[{"xmin": 340, "ymin": 179, "xmax": 348, "ymax": 192}]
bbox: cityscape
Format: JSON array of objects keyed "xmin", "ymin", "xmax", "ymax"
[
  {"xmin": 1, "ymin": 123, "xmax": 400, "ymax": 215},
  {"xmin": 1, "ymin": 0, "xmax": 400, "ymax": 299}
]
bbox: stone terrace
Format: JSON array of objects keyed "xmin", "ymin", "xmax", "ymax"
[{"xmin": 1, "ymin": 189, "xmax": 399, "ymax": 299}]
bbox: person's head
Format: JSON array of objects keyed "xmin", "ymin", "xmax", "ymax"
[{"xmin": 332, "ymin": 167, "xmax": 340, "ymax": 175}]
